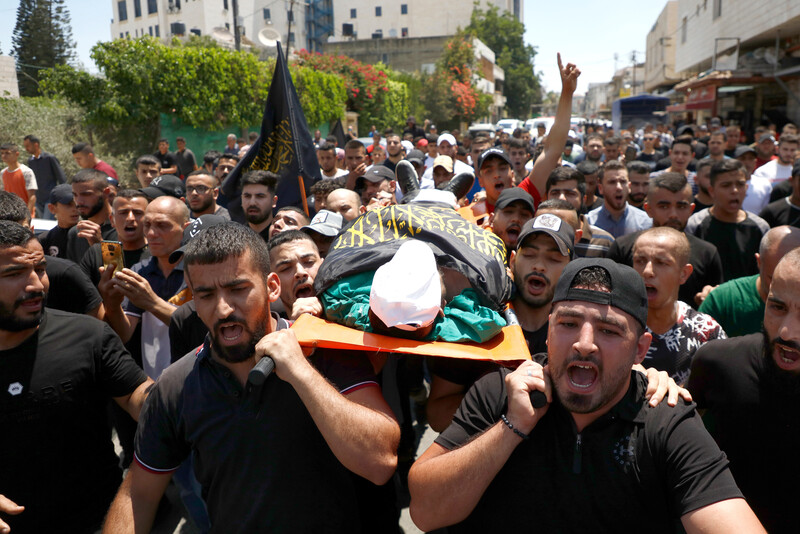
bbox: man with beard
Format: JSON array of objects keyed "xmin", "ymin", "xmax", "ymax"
[
  {"xmin": 409, "ymin": 258, "xmax": 764, "ymax": 533},
  {"xmin": 268, "ymin": 230, "xmax": 323, "ymax": 321},
  {"xmin": 489, "ymin": 187, "xmax": 535, "ymax": 253},
  {"xmin": 586, "ymin": 160, "xmax": 652, "ymax": 238},
  {"xmin": 241, "ymin": 170, "xmax": 278, "ymax": 241},
  {"xmin": 689, "ymin": 248, "xmax": 800, "ymax": 533},
  {"xmin": 687, "ymin": 159, "xmax": 769, "ymax": 282},
  {"xmin": 543, "ymin": 167, "xmax": 614, "ymax": 258},
  {"xmin": 185, "ymin": 170, "xmax": 230, "ymax": 220},
  {"xmin": 573, "ymin": 133, "xmax": 604, "ymax": 165},
  {"xmin": 607, "ymin": 173, "xmax": 723, "ymax": 306},
  {"xmin": 626, "ymin": 161, "xmax": 651, "ymax": 209},
  {"xmin": 103, "ymin": 223, "xmax": 399, "ymax": 533},
  {"xmin": 693, "ymin": 159, "xmax": 714, "ymax": 212},
  {"xmin": 0, "ymin": 221, "xmax": 151, "ymax": 534},
  {"xmin": 753, "ymin": 133, "xmax": 798, "ymax": 186},
  {"xmin": 66, "ymin": 168, "xmax": 118, "ymax": 263}
]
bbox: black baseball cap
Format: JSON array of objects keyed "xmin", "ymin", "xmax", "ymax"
[
  {"xmin": 477, "ymin": 147, "xmax": 512, "ymax": 170},
  {"xmin": 405, "ymin": 149, "xmax": 425, "ymax": 166},
  {"xmin": 139, "ymin": 174, "xmax": 185, "ymax": 200},
  {"xmin": 49, "ymin": 184, "xmax": 74, "ymax": 205},
  {"xmin": 516, "ymin": 213, "xmax": 574, "ymax": 258},
  {"xmin": 553, "ymin": 258, "xmax": 648, "ymax": 329},
  {"xmin": 169, "ymin": 214, "xmax": 227, "ymax": 264},
  {"xmin": 356, "ymin": 165, "xmax": 395, "ymax": 190},
  {"xmin": 495, "ymin": 187, "xmax": 535, "ymax": 213}
]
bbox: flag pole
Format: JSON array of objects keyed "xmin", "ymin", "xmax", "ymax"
[{"xmin": 298, "ymin": 175, "xmax": 309, "ymax": 216}]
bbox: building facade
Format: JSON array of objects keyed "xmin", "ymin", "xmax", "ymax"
[{"xmin": 644, "ymin": 1, "xmax": 680, "ymax": 94}]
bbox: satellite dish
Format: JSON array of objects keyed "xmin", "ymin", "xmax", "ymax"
[
  {"xmin": 258, "ymin": 27, "xmax": 282, "ymax": 47},
  {"xmin": 211, "ymin": 28, "xmax": 235, "ymax": 45}
]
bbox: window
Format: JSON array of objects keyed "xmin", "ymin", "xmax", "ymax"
[
  {"xmin": 288, "ymin": 32, "xmax": 295, "ymax": 43},
  {"xmin": 149, "ymin": 26, "xmax": 153, "ymax": 36},
  {"xmin": 350, "ymin": 8, "xmax": 356, "ymax": 18},
  {"xmin": 147, "ymin": 0, "xmax": 157, "ymax": 14},
  {"xmin": 681, "ymin": 16, "xmax": 687, "ymax": 43},
  {"xmin": 120, "ymin": 32, "xmax": 124, "ymax": 38},
  {"xmin": 263, "ymin": 8, "xmax": 271, "ymax": 20},
  {"xmin": 155, "ymin": 24, "xmax": 159, "ymax": 37},
  {"xmin": 401, "ymin": 4, "xmax": 407, "ymax": 14},
  {"xmin": 118, "ymin": 1, "xmax": 127, "ymax": 21},
  {"xmin": 223, "ymin": 0, "xmax": 228, "ymax": 10},
  {"xmin": 401, "ymin": 27, "xmax": 408, "ymax": 37},
  {"xmin": 375, "ymin": 6, "xmax": 382, "ymax": 16},
  {"xmin": 134, "ymin": 0, "xmax": 141, "ymax": 17},
  {"xmin": 713, "ymin": 0, "xmax": 722, "ymax": 19},
  {"xmin": 287, "ymin": 10, "xmax": 293, "ymax": 22}
]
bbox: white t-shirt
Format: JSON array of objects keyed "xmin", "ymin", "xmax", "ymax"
[
  {"xmin": 742, "ymin": 175, "xmax": 773, "ymax": 215},
  {"xmin": 321, "ymin": 167, "xmax": 349, "ymax": 180},
  {"xmin": 753, "ymin": 159, "xmax": 793, "ymax": 185}
]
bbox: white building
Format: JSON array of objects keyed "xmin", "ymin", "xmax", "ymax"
[
  {"xmin": 644, "ymin": 1, "xmax": 681, "ymax": 94},
  {"xmin": 109, "ymin": 0, "xmax": 333, "ymax": 53},
  {"xmin": 328, "ymin": 0, "xmax": 521, "ymax": 42}
]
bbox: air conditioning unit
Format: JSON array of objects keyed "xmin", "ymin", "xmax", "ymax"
[
  {"xmin": 371, "ymin": 30, "xmax": 383, "ymax": 39},
  {"xmin": 170, "ymin": 22, "xmax": 186, "ymax": 35},
  {"xmin": 342, "ymin": 23, "xmax": 353, "ymax": 36}
]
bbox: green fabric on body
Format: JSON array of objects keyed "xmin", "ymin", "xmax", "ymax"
[{"xmin": 321, "ymin": 271, "xmax": 506, "ymax": 343}]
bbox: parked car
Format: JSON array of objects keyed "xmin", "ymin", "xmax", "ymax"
[{"xmin": 495, "ymin": 118, "xmax": 523, "ymax": 134}]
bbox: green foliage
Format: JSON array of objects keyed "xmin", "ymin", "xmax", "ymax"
[
  {"xmin": 467, "ymin": 3, "xmax": 542, "ymax": 118},
  {"xmin": 295, "ymin": 51, "xmax": 408, "ymax": 133},
  {"xmin": 0, "ymin": 97, "xmax": 135, "ymax": 184},
  {"xmin": 386, "ymin": 69, "xmax": 428, "ymax": 124},
  {"xmin": 418, "ymin": 32, "xmax": 490, "ymax": 131},
  {"xmin": 11, "ymin": 0, "xmax": 76, "ymax": 97},
  {"xmin": 39, "ymin": 37, "xmax": 346, "ymax": 155}
]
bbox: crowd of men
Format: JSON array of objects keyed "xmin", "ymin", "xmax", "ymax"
[{"xmin": 2, "ymin": 53, "xmax": 799, "ymax": 533}]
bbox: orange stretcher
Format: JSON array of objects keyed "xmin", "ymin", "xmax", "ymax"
[{"xmin": 290, "ymin": 313, "xmax": 531, "ymax": 363}]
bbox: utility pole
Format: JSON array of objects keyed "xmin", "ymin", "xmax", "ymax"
[
  {"xmin": 630, "ymin": 51, "xmax": 637, "ymax": 95},
  {"xmin": 232, "ymin": 0, "xmax": 241, "ymax": 51}
]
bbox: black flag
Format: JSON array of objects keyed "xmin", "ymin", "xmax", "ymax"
[{"xmin": 222, "ymin": 42, "xmax": 322, "ymax": 221}]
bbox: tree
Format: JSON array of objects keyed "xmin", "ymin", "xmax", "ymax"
[
  {"xmin": 40, "ymin": 37, "xmax": 346, "ymax": 154},
  {"xmin": 11, "ymin": 0, "xmax": 75, "ymax": 96},
  {"xmin": 467, "ymin": 3, "xmax": 541, "ymax": 118},
  {"xmin": 419, "ymin": 31, "xmax": 491, "ymax": 131}
]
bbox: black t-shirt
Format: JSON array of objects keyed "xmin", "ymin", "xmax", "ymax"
[
  {"xmin": 66, "ymin": 221, "xmax": 117, "ymax": 264},
  {"xmin": 523, "ymin": 321, "xmax": 548, "ymax": 354},
  {"xmin": 635, "ymin": 150, "xmax": 664, "ymax": 170},
  {"xmin": 687, "ymin": 209, "xmax": 768, "ymax": 281},
  {"xmin": 759, "ymin": 197, "xmax": 800, "ymax": 228},
  {"xmin": 606, "ymin": 230, "xmax": 724, "ymax": 306},
  {"xmin": 0, "ymin": 309, "xmax": 148, "ymax": 533},
  {"xmin": 44, "ymin": 256, "xmax": 103, "ymax": 314},
  {"xmin": 169, "ymin": 300, "xmax": 208, "ymax": 363},
  {"xmin": 135, "ymin": 334, "xmax": 379, "ymax": 533},
  {"xmin": 37, "ymin": 225, "xmax": 71, "ymax": 258},
  {"xmin": 769, "ymin": 179, "xmax": 793, "ymax": 203},
  {"xmin": 154, "ymin": 150, "xmax": 179, "ymax": 171},
  {"xmin": 693, "ymin": 198, "xmax": 713, "ymax": 213},
  {"xmin": 689, "ymin": 333, "xmax": 800, "ymax": 533},
  {"xmin": 79, "ymin": 242, "xmax": 151, "ymax": 287},
  {"xmin": 437, "ymin": 362, "xmax": 742, "ymax": 532}
]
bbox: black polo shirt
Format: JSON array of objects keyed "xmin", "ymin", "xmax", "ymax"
[
  {"xmin": 606, "ymin": 230, "xmax": 724, "ymax": 307},
  {"xmin": 689, "ymin": 334, "xmax": 800, "ymax": 533},
  {"xmin": 169, "ymin": 300, "xmax": 207, "ymax": 363},
  {"xmin": 437, "ymin": 356, "xmax": 742, "ymax": 532},
  {"xmin": 134, "ymin": 329, "xmax": 380, "ymax": 533},
  {"xmin": 38, "ymin": 224, "xmax": 71, "ymax": 258}
]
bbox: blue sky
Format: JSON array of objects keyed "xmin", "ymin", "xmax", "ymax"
[{"xmin": 2, "ymin": 0, "xmax": 669, "ymax": 95}]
